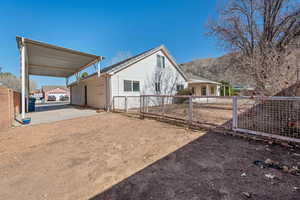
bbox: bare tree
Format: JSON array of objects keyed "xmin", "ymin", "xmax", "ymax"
[
  {"xmin": 0, "ymin": 72, "xmax": 38, "ymax": 92},
  {"xmin": 0, "ymin": 72, "xmax": 21, "ymax": 91},
  {"xmin": 143, "ymin": 67, "xmax": 183, "ymax": 106},
  {"xmin": 208, "ymin": 0, "xmax": 300, "ymax": 95},
  {"xmin": 144, "ymin": 67, "xmax": 181, "ymax": 95},
  {"xmin": 29, "ymin": 80, "xmax": 38, "ymax": 91},
  {"xmin": 110, "ymin": 51, "xmax": 132, "ymax": 65}
]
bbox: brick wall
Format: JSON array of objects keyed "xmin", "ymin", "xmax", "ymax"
[
  {"xmin": 13, "ymin": 91, "xmax": 21, "ymax": 118},
  {"xmin": 0, "ymin": 86, "xmax": 21, "ymax": 131}
]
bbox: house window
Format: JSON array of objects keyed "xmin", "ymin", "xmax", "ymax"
[
  {"xmin": 210, "ymin": 86, "xmax": 215, "ymax": 95},
  {"xmin": 124, "ymin": 80, "xmax": 140, "ymax": 92},
  {"xmin": 191, "ymin": 87, "xmax": 195, "ymax": 95},
  {"xmin": 176, "ymin": 84, "xmax": 184, "ymax": 91},
  {"xmin": 124, "ymin": 80, "xmax": 132, "ymax": 92},
  {"xmin": 157, "ymin": 55, "xmax": 165, "ymax": 68},
  {"xmin": 155, "ymin": 82, "xmax": 161, "ymax": 92},
  {"xmin": 201, "ymin": 86, "xmax": 207, "ymax": 96},
  {"xmin": 132, "ymin": 81, "xmax": 140, "ymax": 92}
]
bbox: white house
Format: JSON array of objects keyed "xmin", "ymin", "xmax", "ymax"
[
  {"xmin": 68, "ymin": 45, "xmax": 188, "ymax": 109},
  {"xmin": 186, "ymin": 74, "xmax": 221, "ymax": 96}
]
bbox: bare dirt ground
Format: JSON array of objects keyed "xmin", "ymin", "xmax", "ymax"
[
  {"xmin": 148, "ymin": 102, "xmax": 233, "ymax": 128},
  {"xmin": 1, "ymin": 112, "xmax": 300, "ymax": 200},
  {"xmin": 0, "ymin": 113, "xmax": 202, "ymax": 200},
  {"xmin": 91, "ymin": 131, "xmax": 300, "ymax": 200}
]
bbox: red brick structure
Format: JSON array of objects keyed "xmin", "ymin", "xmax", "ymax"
[
  {"xmin": 42, "ymin": 86, "xmax": 70, "ymax": 101},
  {"xmin": 0, "ymin": 85, "xmax": 20, "ymax": 131}
]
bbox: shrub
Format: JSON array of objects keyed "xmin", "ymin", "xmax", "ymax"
[
  {"xmin": 175, "ymin": 88, "xmax": 192, "ymax": 104},
  {"xmin": 176, "ymin": 88, "xmax": 192, "ymax": 96}
]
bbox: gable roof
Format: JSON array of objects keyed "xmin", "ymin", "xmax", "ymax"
[
  {"xmin": 80, "ymin": 45, "xmax": 188, "ymax": 81},
  {"xmin": 185, "ymin": 73, "xmax": 221, "ymax": 85},
  {"xmin": 100, "ymin": 47, "xmax": 156, "ymax": 74},
  {"xmin": 42, "ymin": 85, "xmax": 69, "ymax": 92}
]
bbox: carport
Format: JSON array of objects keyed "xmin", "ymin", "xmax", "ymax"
[{"xmin": 16, "ymin": 36, "xmax": 104, "ymax": 119}]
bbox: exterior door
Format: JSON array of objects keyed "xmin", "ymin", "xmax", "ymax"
[{"xmin": 84, "ymin": 85, "xmax": 87, "ymax": 105}]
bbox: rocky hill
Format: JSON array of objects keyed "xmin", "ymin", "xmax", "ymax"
[
  {"xmin": 180, "ymin": 49, "xmax": 300, "ymax": 89},
  {"xmin": 179, "ymin": 53, "xmax": 254, "ymax": 87}
]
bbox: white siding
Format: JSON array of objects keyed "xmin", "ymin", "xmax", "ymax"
[
  {"xmin": 71, "ymin": 84, "xmax": 85, "ymax": 105},
  {"xmin": 86, "ymin": 77, "xmax": 106, "ymax": 108},
  {"xmin": 111, "ymin": 50, "xmax": 186, "ymax": 109},
  {"xmin": 70, "ymin": 76, "xmax": 107, "ymax": 109}
]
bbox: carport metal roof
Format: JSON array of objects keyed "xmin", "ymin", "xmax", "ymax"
[
  {"xmin": 16, "ymin": 36, "xmax": 103, "ymax": 77},
  {"xmin": 16, "ymin": 36, "xmax": 104, "ymax": 119}
]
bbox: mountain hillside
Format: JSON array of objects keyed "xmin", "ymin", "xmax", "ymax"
[
  {"xmin": 180, "ymin": 50, "xmax": 300, "ymax": 89},
  {"xmin": 179, "ymin": 53, "xmax": 254, "ymax": 87}
]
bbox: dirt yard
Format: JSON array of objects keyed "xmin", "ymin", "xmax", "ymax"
[
  {"xmin": 1, "ymin": 112, "xmax": 300, "ymax": 200},
  {"xmin": 0, "ymin": 113, "xmax": 202, "ymax": 200},
  {"xmin": 147, "ymin": 102, "xmax": 234, "ymax": 128},
  {"xmin": 91, "ymin": 131, "xmax": 300, "ymax": 200}
]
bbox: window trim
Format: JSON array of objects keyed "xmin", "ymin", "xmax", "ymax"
[
  {"xmin": 132, "ymin": 81, "xmax": 140, "ymax": 92},
  {"xmin": 201, "ymin": 86, "xmax": 207, "ymax": 96},
  {"xmin": 124, "ymin": 80, "xmax": 140, "ymax": 92},
  {"xmin": 157, "ymin": 55, "xmax": 165, "ymax": 68},
  {"xmin": 176, "ymin": 84, "xmax": 184, "ymax": 91},
  {"xmin": 191, "ymin": 87, "xmax": 195, "ymax": 95}
]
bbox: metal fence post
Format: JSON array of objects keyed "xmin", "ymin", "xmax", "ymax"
[
  {"xmin": 162, "ymin": 96, "xmax": 165, "ymax": 115},
  {"xmin": 112, "ymin": 96, "xmax": 115, "ymax": 112},
  {"xmin": 188, "ymin": 96, "xmax": 193, "ymax": 126},
  {"xmin": 232, "ymin": 96, "xmax": 238, "ymax": 130},
  {"xmin": 146, "ymin": 96, "xmax": 149, "ymax": 112},
  {"xmin": 139, "ymin": 95, "xmax": 144, "ymax": 119},
  {"xmin": 125, "ymin": 96, "xmax": 128, "ymax": 112},
  {"xmin": 139, "ymin": 95, "xmax": 142, "ymax": 113}
]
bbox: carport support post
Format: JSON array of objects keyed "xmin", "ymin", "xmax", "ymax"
[
  {"xmin": 97, "ymin": 62, "xmax": 101, "ymax": 77},
  {"xmin": 26, "ymin": 65, "xmax": 29, "ymax": 112},
  {"xmin": 21, "ymin": 39, "xmax": 26, "ymax": 119}
]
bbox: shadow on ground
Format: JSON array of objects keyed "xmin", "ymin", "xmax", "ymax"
[
  {"xmin": 89, "ymin": 129, "xmax": 300, "ymax": 200},
  {"xmin": 34, "ymin": 103, "xmax": 71, "ymax": 112},
  {"xmin": 34, "ymin": 103, "xmax": 97, "ymax": 112}
]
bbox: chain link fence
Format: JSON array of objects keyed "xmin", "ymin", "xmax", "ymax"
[
  {"xmin": 235, "ymin": 96, "xmax": 300, "ymax": 143},
  {"xmin": 112, "ymin": 96, "xmax": 141, "ymax": 114},
  {"xmin": 140, "ymin": 95, "xmax": 233, "ymax": 130},
  {"xmin": 112, "ymin": 95, "xmax": 300, "ymax": 143}
]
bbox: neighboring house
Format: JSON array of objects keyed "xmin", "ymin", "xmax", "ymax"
[
  {"xmin": 233, "ymin": 84, "xmax": 255, "ymax": 95},
  {"xmin": 68, "ymin": 45, "xmax": 188, "ymax": 109},
  {"xmin": 30, "ymin": 89, "xmax": 43, "ymax": 99},
  {"xmin": 186, "ymin": 74, "xmax": 221, "ymax": 96},
  {"xmin": 42, "ymin": 86, "xmax": 70, "ymax": 102}
]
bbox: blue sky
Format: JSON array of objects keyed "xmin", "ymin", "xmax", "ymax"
[{"xmin": 0, "ymin": 0, "xmax": 224, "ymax": 87}]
